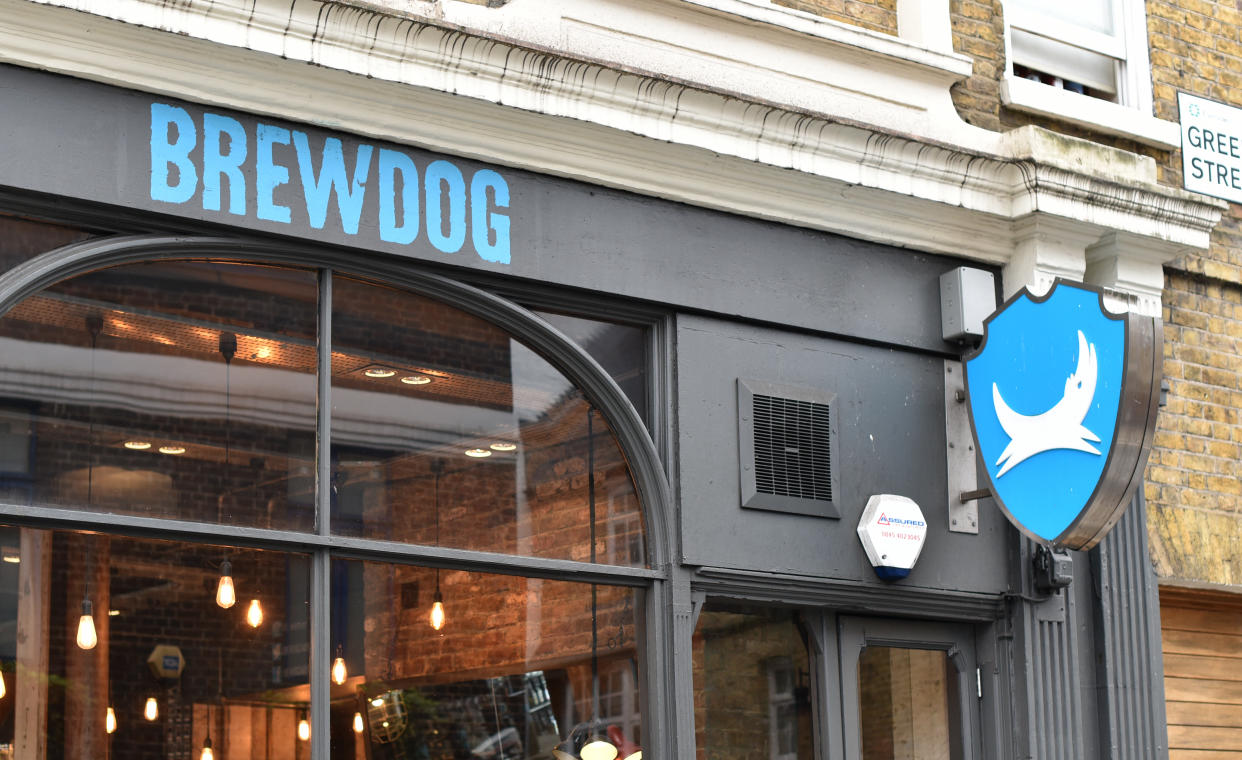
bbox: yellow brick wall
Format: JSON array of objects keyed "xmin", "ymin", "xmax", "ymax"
[
  {"xmin": 796, "ymin": 0, "xmax": 1242, "ymax": 586},
  {"xmin": 772, "ymin": 0, "xmax": 897, "ymax": 34},
  {"xmin": 1144, "ymin": 0, "xmax": 1242, "ymax": 586},
  {"xmin": 943, "ymin": 0, "xmax": 1242, "ymax": 585}
]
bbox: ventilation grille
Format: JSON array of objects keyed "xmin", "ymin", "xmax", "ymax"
[{"xmin": 752, "ymin": 394, "xmax": 833, "ymax": 502}]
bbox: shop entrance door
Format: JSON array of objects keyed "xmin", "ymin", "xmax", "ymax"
[{"xmin": 838, "ymin": 617, "xmax": 980, "ymax": 760}]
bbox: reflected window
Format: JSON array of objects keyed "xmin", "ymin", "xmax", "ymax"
[{"xmin": 693, "ymin": 605, "xmax": 813, "ymax": 760}]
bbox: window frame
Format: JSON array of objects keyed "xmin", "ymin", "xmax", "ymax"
[
  {"xmin": 838, "ymin": 616, "xmax": 980, "ymax": 760},
  {"xmin": 1000, "ymin": 0, "xmax": 1180, "ymax": 150},
  {"xmin": 0, "ymin": 234, "xmax": 675, "ymax": 758}
]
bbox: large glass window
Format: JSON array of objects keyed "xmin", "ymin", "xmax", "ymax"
[
  {"xmin": 0, "ymin": 526, "xmax": 310, "ymax": 758},
  {"xmin": 0, "ymin": 256, "xmax": 653, "ymax": 758},
  {"xmin": 329, "ymin": 560, "xmax": 644, "ymax": 759},
  {"xmin": 0, "ymin": 261, "xmax": 319, "ymax": 530},
  {"xmin": 330, "ymin": 277, "xmax": 646, "ymax": 567}
]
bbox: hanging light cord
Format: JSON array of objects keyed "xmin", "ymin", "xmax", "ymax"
[
  {"xmin": 434, "ymin": 460, "xmax": 443, "ymax": 594},
  {"xmin": 218, "ymin": 333, "xmax": 236, "ymax": 524},
  {"xmin": 85, "ymin": 314, "xmax": 102, "ymax": 507},
  {"xmin": 84, "ymin": 315, "xmax": 103, "ymax": 609}
]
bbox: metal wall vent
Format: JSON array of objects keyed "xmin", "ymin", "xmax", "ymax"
[{"xmin": 738, "ymin": 379, "xmax": 840, "ymax": 518}]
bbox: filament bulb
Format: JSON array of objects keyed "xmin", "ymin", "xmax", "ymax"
[
  {"xmin": 106, "ymin": 706, "xmax": 117, "ymax": 734},
  {"xmin": 353, "ymin": 712, "xmax": 365, "ymax": 734},
  {"xmin": 200, "ymin": 736, "xmax": 214, "ymax": 760},
  {"xmin": 246, "ymin": 598, "xmax": 263, "ymax": 628},
  {"xmin": 76, "ymin": 600, "xmax": 98, "ymax": 650},
  {"xmin": 429, "ymin": 591, "xmax": 446, "ymax": 631},
  {"xmin": 298, "ymin": 717, "xmax": 311, "ymax": 741},
  {"xmin": 215, "ymin": 562, "xmax": 236, "ymax": 609},
  {"xmin": 0, "ymin": 672, "xmax": 6, "ymax": 699},
  {"xmin": 581, "ymin": 738, "xmax": 619, "ymax": 760},
  {"xmin": 332, "ymin": 656, "xmax": 347, "ymax": 685},
  {"xmin": 144, "ymin": 696, "xmax": 159, "ymax": 721}
]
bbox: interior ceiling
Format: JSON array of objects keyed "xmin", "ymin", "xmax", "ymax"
[
  {"xmin": 5, "ymin": 291, "xmax": 563, "ymax": 413},
  {"xmin": 0, "ymin": 291, "xmax": 610, "ymax": 471}
]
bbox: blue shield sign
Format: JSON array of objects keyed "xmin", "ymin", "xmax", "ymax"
[{"xmin": 964, "ymin": 281, "xmax": 1161, "ymax": 550}]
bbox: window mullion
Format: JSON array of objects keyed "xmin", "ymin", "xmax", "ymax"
[
  {"xmin": 311, "ymin": 268, "xmax": 333, "ymax": 759},
  {"xmin": 317, "ymin": 267, "xmax": 333, "ymax": 538}
]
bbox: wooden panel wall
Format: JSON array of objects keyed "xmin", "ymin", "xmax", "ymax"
[{"xmin": 1162, "ymin": 588, "xmax": 1242, "ymax": 759}]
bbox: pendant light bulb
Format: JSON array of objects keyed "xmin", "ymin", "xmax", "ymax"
[
  {"xmin": 332, "ymin": 654, "xmax": 348, "ymax": 685},
  {"xmin": 580, "ymin": 737, "xmax": 619, "ymax": 760},
  {"xmin": 0, "ymin": 671, "xmax": 6, "ymax": 699},
  {"xmin": 353, "ymin": 712, "xmax": 365, "ymax": 734},
  {"xmin": 76, "ymin": 599, "xmax": 98, "ymax": 650},
  {"xmin": 216, "ymin": 561, "xmax": 235, "ymax": 609},
  {"xmin": 245, "ymin": 598, "xmax": 263, "ymax": 628},
  {"xmin": 200, "ymin": 735, "xmax": 214, "ymax": 760},
  {"xmin": 144, "ymin": 696, "xmax": 159, "ymax": 721},
  {"xmin": 430, "ymin": 591, "xmax": 446, "ymax": 631},
  {"xmin": 106, "ymin": 706, "xmax": 117, "ymax": 734},
  {"xmin": 298, "ymin": 716, "xmax": 311, "ymax": 741}
]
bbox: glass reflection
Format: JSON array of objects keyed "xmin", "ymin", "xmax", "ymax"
[
  {"xmin": 859, "ymin": 647, "xmax": 956, "ymax": 760},
  {"xmin": 330, "ymin": 277, "xmax": 646, "ymax": 567},
  {"xmin": 328, "ymin": 559, "xmax": 643, "ymax": 759},
  {"xmin": 534, "ymin": 311, "xmax": 649, "ymax": 427},
  {"xmin": 693, "ymin": 605, "xmax": 813, "ymax": 760},
  {"xmin": 0, "ymin": 262, "xmax": 318, "ymax": 530},
  {"xmin": 0, "ymin": 526, "xmax": 309, "ymax": 758}
]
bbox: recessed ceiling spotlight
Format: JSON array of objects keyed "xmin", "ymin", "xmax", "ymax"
[
  {"xmin": 124, "ymin": 441, "xmax": 153, "ymax": 450},
  {"xmin": 158, "ymin": 445, "xmax": 186, "ymax": 455},
  {"xmin": 364, "ymin": 368, "xmax": 396, "ymax": 379},
  {"xmin": 464, "ymin": 448, "xmax": 492, "ymax": 458},
  {"xmin": 400, "ymin": 375, "xmax": 432, "ymax": 385},
  {"xmin": 489, "ymin": 442, "xmax": 517, "ymax": 452}
]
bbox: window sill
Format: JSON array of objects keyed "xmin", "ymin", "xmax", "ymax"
[
  {"xmin": 1002, "ymin": 76, "xmax": 1180, "ymax": 151},
  {"xmin": 677, "ymin": 0, "xmax": 974, "ymax": 78}
]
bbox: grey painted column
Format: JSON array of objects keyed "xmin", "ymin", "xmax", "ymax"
[
  {"xmin": 1011, "ymin": 535, "xmax": 1090, "ymax": 760},
  {"xmin": 1091, "ymin": 493, "xmax": 1169, "ymax": 760}
]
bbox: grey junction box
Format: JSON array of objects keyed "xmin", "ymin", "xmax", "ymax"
[{"xmin": 940, "ymin": 266, "xmax": 997, "ymax": 342}]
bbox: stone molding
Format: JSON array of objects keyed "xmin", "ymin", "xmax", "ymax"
[{"xmin": 0, "ymin": 0, "xmax": 1228, "ymax": 313}]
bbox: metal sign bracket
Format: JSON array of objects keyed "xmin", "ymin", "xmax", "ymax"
[{"xmin": 945, "ymin": 360, "xmax": 980, "ymax": 534}]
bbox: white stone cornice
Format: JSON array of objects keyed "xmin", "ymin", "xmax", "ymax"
[{"xmin": 0, "ymin": 0, "xmax": 1228, "ymax": 311}]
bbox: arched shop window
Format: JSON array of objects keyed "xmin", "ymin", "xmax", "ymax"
[{"xmin": 0, "ymin": 245, "xmax": 660, "ymax": 760}]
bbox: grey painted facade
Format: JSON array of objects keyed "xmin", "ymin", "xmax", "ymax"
[{"xmin": 0, "ymin": 62, "xmax": 1168, "ymax": 758}]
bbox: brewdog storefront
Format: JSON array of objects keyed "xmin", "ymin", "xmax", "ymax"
[{"xmin": 0, "ymin": 62, "xmax": 1169, "ymax": 760}]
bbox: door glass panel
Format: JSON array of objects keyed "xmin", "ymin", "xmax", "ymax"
[
  {"xmin": 859, "ymin": 647, "xmax": 955, "ymax": 760},
  {"xmin": 693, "ymin": 605, "xmax": 813, "ymax": 760}
]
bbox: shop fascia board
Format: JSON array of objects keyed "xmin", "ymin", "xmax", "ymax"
[{"xmin": 0, "ymin": 0, "xmax": 1225, "ymax": 308}]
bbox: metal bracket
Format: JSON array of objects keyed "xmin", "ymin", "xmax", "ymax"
[{"xmin": 944, "ymin": 360, "xmax": 979, "ymax": 534}]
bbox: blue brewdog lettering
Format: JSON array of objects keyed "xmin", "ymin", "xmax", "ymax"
[
  {"xmin": 149, "ymin": 103, "xmax": 511, "ymax": 264},
  {"xmin": 964, "ymin": 281, "xmax": 1162, "ymax": 550}
]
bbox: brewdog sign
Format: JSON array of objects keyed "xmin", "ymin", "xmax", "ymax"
[{"xmin": 964, "ymin": 281, "xmax": 1161, "ymax": 551}]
